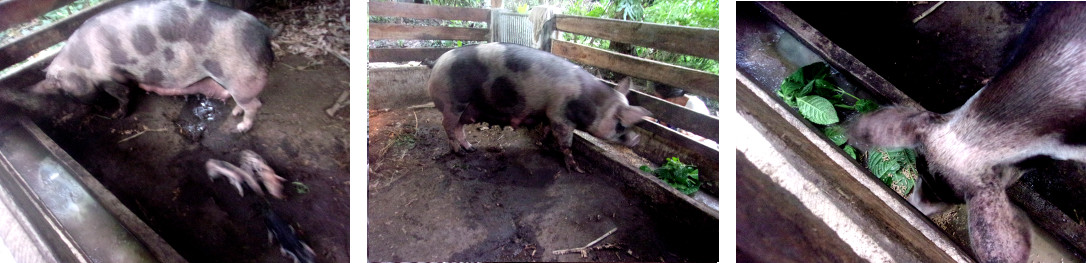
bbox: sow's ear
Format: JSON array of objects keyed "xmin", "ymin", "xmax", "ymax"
[
  {"xmin": 618, "ymin": 106, "xmax": 651, "ymax": 127},
  {"xmin": 846, "ymin": 106, "xmax": 942, "ymax": 150},
  {"xmin": 614, "ymin": 78, "xmax": 632, "ymax": 95}
]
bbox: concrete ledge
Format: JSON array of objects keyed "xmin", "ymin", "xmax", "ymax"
[{"xmin": 368, "ymin": 65, "xmax": 432, "ymax": 110}]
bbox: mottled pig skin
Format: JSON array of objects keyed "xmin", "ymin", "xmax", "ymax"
[
  {"xmin": 428, "ymin": 43, "xmax": 651, "ymax": 173},
  {"xmin": 32, "ymin": 0, "xmax": 274, "ymax": 132},
  {"xmin": 848, "ymin": 3, "xmax": 1086, "ymax": 262}
]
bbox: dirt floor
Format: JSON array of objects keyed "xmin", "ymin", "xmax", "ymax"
[
  {"xmin": 7, "ymin": 51, "xmax": 350, "ymax": 263},
  {"xmin": 367, "ymin": 107, "xmax": 709, "ymax": 261}
]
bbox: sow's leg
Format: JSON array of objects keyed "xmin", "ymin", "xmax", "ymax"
[
  {"xmin": 966, "ymin": 183, "xmax": 1030, "ymax": 263},
  {"xmin": 226, "ymin": 74, "xmax": 266, "ymax": 132},
  {"xmin": 435, "ymin": 99, "xmax": 477, "ymax": 154},
  {"xmin": 549, "ymin": 121, "xmax": 585, "ymax": 173}
]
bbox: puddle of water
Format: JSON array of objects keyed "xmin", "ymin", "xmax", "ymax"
[{"xmin": 177, "ymin": 96, "xmax": 226, "ymax": 141}]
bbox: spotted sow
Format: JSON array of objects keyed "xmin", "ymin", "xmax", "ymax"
[
  {"xmin": 428, "ymin": 43, "xmax": 651, "ymax": 173},
  {"xmin": 32, "ymin": 0, "xmax": 274, "ymax": 132}
]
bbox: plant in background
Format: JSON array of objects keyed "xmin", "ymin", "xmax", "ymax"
[
  {"xmin": 640, "ymin": 157, "xmax": 700, "ymax": 195},
  {"xmin": 777, "ymin": 62, "xmax": 917, "ymax": 197}
]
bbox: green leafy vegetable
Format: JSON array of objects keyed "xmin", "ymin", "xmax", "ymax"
[
  {"xmin": 843, "ymin": 145, "xmax": 858, "ymax": 160},
  {"xmin": 867, "ymin": 147, "xmax": 918, "ymax": 196},
  {"xmin": 824, "ymin": 126, "xmax": 847, "ymax": 146},
  {"xmin": 640, "ymin": 157, "xmax": 701, "ymax": 195},
  {"xmin": 797, "ymin": 95, "xmax": 839, "ymax": 125},
  {"xmin": 854, "ymin": 99, "xmax": 880, "ymax": 113},
  {"xmin": 292, "ymin": 182, "xmax": 310, "ymax": 194},
  {"xmin": 777, "ymin": 62, "xmax": 921, "ymax": 197}
]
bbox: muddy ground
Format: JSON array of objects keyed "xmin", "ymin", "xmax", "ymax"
[
  {"xmin": 367, "ymin": 107, "xmax": 711, "ymax": 261},
  {"xmin": 4, "ymin": 51, "xmax": 350, "ymax": 263}
]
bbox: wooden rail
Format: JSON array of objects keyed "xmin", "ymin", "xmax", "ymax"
[
  {"xmin": 369, "ymin": 1, "xmax": 490, "ymax": 22},
  {"xmin": 554, "ymin": 14, "xmax": 717, "ymax": 60},
  {"xmin": 369, "ymin": 24, "xmax": 489, "ymax": 41},
  {"xmin": 551, "ymin": 40, "xmax": 717, "ymax": 100},
  {"xmin": 0, "ymin": 0, "xmax": 132, "ymax": 71},
  {"xmin": 368, "ymin": 1, "xmax": 491, "ymax": 63},
  {"xmin": 0, "ymin": 0, "xmax": 77, "ymax": 31},
  {"xmin": 369, "ymin": 47, "xmax": 453, "ymax": 63}
]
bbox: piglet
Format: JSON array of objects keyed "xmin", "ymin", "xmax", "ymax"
[
  {"xmin": 428, "ymin": 43, "xmax": 651, "ymax": 173},
  {"xmin": 31, "ymin": 0, "xmax": 274, "ymax": 132},
  {"xmin": 240, "ymin": 150, "xmax": 286, "ymax": 199},
  {"xmin": 848, "ymin": 2, "xmax": 1086, "ymax": 262},
  {"xmin": 206, "ymin": 159, "xmax": 262, "ymax": 197}
]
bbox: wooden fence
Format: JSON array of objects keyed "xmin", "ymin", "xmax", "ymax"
[
  {"xmin": 0, "ymin": 0, "xmax": 135, "ymax": 90},
  {"xmin": 548, "ymin": 15, "xmax": 720, "ymax": 191},
  {"xmin": 368, "ymin": 1, "xmax": 491, "ymax": 63}
]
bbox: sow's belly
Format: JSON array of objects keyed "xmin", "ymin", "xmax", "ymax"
[{"xmin": 459, "ymin": 103, "xmax": 547, "ymax": 128}]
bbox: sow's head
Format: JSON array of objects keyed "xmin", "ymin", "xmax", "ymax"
[
  {"xmin": 31, "ymin": 67, "xmax": 98, "ymax": 104},
  {"xmin": 582, "ymin": 78, "xmax": 652, "ymax": 147},
  {"xmin": 846, "ymin": 106, "xmax": 942, "ymax": 150}
]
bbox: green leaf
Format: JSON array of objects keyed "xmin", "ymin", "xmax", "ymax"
[
  {"xmin": 779, "ymin": 69, "xmax": 806, "ymax": 98},
  {"xmin": 645, "ymin": 157, "xmax": 701, "ymax": 195},
  {"xmin": 813, "ymin": 78, "xmax": 837, "ymax": 92},
  {"xmin": 799, "ymin": 80, "xmax": 815, "ymax": 97},
  {"xmin": 843, "ymin": 145, "xmax": 858, "ymax": 159},
  {"xmin": 797, "ymin": 95, "xmax": 839, "ymax": 125},
  {"xmin": 854, "ymin": 99, "xmax": 880, "ymax": 113},
  {"xmin": 823, "ymin": 126, "xmax": 848, "ymax": 146}
]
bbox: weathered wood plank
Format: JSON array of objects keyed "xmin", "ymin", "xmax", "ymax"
[
  {"xmin": 0, "ymin": 0, "xmax": 132, "ymax": 70},
  {"xmin": 756, "ymin": 1, "xmax": 923, "ymax": 110},
  {"xmin": 737, "ymin": 70, "xmax": 971, "ymax": 262},
  {"xmin": 554, "ymin": 14, "xmax": 717, "ymax": 60},
  {"xmin": 737, "ymin": 150, "xmax": 865, "ymax": 262},
  {"xmin": 0, "ymin": 0, "xmax": 76, "ymax": 31},
  {"xmin": 0, "ymin": 52, "xmax": 53, "ymax": 91},
  {"xmin": 369, "ymin": 1, "xmax": 490, "ymax": 22},
  {"xmin": 552, "ymin": 40, "xmax": 717, "ymax": 100},
  {"xmin": 370, "ymin": 24, "xmax": 489, "ymax": 41},
  {"xmin": 627, "ymin": 89, "xmax": 717, "ymax": 140},
  {"xmin": 369, "ymin": 47, "xmax": 453, "ymax": 63}
]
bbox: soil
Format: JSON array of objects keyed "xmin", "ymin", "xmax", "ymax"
[
  {"xmin": 367, "ymin": 107, "xmax": 708, "ymax": 261},
  {"xmin": 13, "ymin": 52, "xmax": 350, "ymax": 263}
]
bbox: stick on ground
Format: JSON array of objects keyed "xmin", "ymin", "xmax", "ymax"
[{"xmin": 552, "ymin": 227, "xmax": 618, "ymax": 257}]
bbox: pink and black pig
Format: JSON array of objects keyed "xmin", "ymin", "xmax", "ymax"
[
  {"xmin": 31, "ymin": 0, "xmax": 274, "ymax": 132},
  {"xmin": 848, "ymin": 2, "xmax": 1086, "ymax": 262},
  {"xmin": 428, "ymin": 43, "xmax": 651, "ymax": 173}
]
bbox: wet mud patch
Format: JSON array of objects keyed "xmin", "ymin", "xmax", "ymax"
[{"xmin": 369, "ymin": 107, "xmax": 706, "ymax": 262}]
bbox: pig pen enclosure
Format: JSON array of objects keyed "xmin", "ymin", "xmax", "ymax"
[
  {"xmin": 0, "ymin": 0, "xmax": 349, "ymax": 262},
  {"xmin": 738, "ymin": 2, "xmax": 1086, "ymax": 262},
  {"xmin": 367, "ymin": 1, "xmax": 718, "ymax": 261}
]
